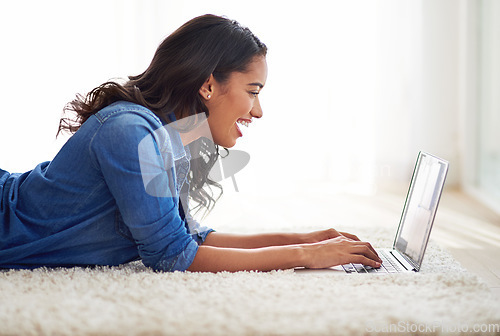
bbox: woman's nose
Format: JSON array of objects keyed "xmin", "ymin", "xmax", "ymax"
[{"xmin": 251, "ymin": 98, "xmax": 263, "ymax": 119}]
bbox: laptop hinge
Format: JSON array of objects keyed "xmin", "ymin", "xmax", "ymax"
[{"xmin": 391, "ymin": 250, "xmax": 417, "ymax": 272}]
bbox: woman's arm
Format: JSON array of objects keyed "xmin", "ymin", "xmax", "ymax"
[
  {"xmin": 187, "ymin": 235, "xmax": 382, "ymax": 272},
  {"xmin": 202, "ymin": 228, "xmax": 360, "ymax": 249},
  {"xmin": 187, "ymin": 244, "xmax": 304, "ymax": 272}
]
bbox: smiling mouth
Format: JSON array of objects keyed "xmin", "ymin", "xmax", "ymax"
[{"xmin": 236, "ymin": 119, "xmax": 251, "ymax": 137}]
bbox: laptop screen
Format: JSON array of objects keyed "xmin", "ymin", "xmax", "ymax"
[{"xmin": 393, "ymin": 152, "xmax": 449, "ymax": 270}]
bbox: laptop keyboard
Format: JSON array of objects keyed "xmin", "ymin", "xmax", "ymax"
[{"xmin": 341, "ymin": 250, "xmax": 404, "ymax": 273}]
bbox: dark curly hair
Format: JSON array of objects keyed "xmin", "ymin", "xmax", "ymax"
[{"xmin": 58, "ymin": 14, "xmax": 267, "ymax": 216}]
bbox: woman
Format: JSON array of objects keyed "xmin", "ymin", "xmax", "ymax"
[{"xmin": 0, "ymin": 14, "xmax": 381, "ymax": 272}]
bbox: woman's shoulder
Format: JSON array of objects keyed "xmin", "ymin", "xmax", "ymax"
[
  {"xmin": 95, "ymin": 101, "xmax": 163, "ymax": 128},
  {"xmin": 89, "ymin": 101, "xmax": 182, "ymax": 156}
]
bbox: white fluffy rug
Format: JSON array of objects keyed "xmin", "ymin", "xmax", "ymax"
[
  {"xmin": 1, "ymin": 231, "xmax": 499, "ymax": 335},
  {"xmin": 1, "ymin": 192, "xmax": 500, "ymax": 335}
]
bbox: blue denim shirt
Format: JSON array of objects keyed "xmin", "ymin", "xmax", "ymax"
[{"xmin": 0, "ymin": 101, "xmax": 213, "ymax": 271}]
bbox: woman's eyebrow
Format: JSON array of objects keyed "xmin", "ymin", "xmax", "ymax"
[{"xmin": 247, "ymin": 82, "xmax": 264, "ymax": 88}]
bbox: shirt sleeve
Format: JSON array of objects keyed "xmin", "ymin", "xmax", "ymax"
[{"xmin": 89, "ymin": 110, "xmax": 197, "ymax": 272}]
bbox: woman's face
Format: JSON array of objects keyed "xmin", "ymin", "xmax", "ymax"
[{"xmin": 202, "ymin": 56, "xmax": 268, "ymax": 148}]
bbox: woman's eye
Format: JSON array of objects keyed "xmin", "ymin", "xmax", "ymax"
[{"xmin": 249, "ymin": 92, "xmax": 259, "ymax": 97}]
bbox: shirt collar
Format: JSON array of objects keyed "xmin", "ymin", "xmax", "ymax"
[{"xmin": 162, "ymin": 112, "xmax": 189, "ymax": 161}]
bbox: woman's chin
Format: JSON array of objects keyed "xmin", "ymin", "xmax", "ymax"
[
  {"xmin": 213, "ymin": 137, "xmax": 236, "ymax": 148},
  {"xmin": 223, "ymin": 140, "xmax": 237, "ymax": 148},
  {"xmin": 212, "ymin": 130, "xmax": 239, "ymax": 148}
]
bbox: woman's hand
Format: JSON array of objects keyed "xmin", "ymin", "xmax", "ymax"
[
  {"xmin": 301, "ymin": 235, "xmax": 382, "ymax": 269},
  {"xmin": 302, "ymin": 228, "xmax": 361, "ymax": 244}
]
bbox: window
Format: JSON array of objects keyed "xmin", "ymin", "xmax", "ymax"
[
  {"xmin": 461, "ymin": 0, "xmax": 500, "ymax": 213},
  {"xmin": 477, "ymin": 0, "xmax": 500, "ymax": 207}
]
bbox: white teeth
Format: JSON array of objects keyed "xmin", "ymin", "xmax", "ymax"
[{"xmin": 237, "ymin": 120, "xmax": 249, "ymax": 127}]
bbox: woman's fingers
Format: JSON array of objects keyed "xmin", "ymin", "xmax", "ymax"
[
  {"xmin": 339, "ymin": 231, "xmax": 360, "ymax": 241},
  {"xmin": 328, "ymin": 236, "xmax": 381, "ymax": 263},
  {"xmin": 338, "ymin": 232, "xmax": 380, "ymax": 260},
  {"xmin": 349, "ymin": 254, "xmax": 382, "ymax": 268},
  {"xmin": 356, "ymin": 240, "xmax": 380, "ymax": 261},
  {"xmin": 350, "ymin": 243, "xmax": 382, "ymax": 265},
  {"xmin": 305, "ymin": 237, "xmax": 382, "ymax": 269}
]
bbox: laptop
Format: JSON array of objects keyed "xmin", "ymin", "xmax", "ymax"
[{"xmin": 341, "ymin": 151, "xmax": 449, "ymax": 274}]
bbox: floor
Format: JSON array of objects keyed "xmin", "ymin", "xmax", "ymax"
[{"xmin": 431, "ymin": 188, "xmax": 500, "ymax": 299}]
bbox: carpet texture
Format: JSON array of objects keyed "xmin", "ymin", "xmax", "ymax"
[{"xmin": 1, "ymin": 226, "xmax": 499, "ymax": 336}]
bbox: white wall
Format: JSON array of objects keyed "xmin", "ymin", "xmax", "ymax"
[{"xmin": 0, "ymin": 0, "xmax": 463, "ymax": 197}]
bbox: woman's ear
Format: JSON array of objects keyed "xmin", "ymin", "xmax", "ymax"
[{"xmin": 199, "ymin": 74, "xmax": 215, "ymax": 100}]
